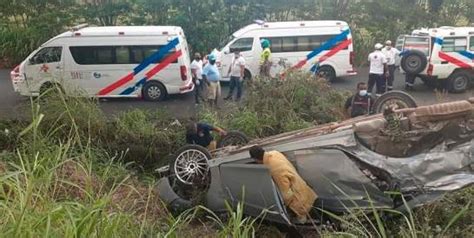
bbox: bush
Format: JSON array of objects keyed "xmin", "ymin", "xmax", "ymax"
[{"xmin": 199, "ymin": 72, "xmax": 350, "ymax": 139}]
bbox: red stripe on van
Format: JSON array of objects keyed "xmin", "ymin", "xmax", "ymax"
[
  {"xmin": 145, "ymin": 50, "xmax": 183, "ymax": 79},
  {"xmin": 319, "ymin": 39, "xmax": 352, "ymax": 62},
  {"xmin": 98, "ymin": 72, "xmax": 134, "ymax": 96},
  {"xmin": 439, "ymin": 52, "xmax": 471, "ymax": 68},
  {"xmin": 292, "ymin": 59, "xmax": 308, "ymax": 69}
]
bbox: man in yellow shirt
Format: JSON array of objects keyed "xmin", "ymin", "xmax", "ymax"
[
  {"xmin": 249, "ymin": 146, "xmax": 317, "ymax": 223},
  {"xmin": 259, "ymin": 39, "xmax": 272, "ymax": 77}
]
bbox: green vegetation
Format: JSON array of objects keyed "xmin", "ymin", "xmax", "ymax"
[
  {"xmin": 0, "ymin": 74, "xmax": 472, "ymax": 237},
  {"xmin": 1, "ymin": 0, "xmax": 474, "ymax": 67}
]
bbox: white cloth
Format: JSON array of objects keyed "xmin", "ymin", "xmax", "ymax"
[
  {"xmin": 230, "ymin": 56, "xmax": 246, "ymax": 77},
  {"xmin": 368, "ymin": 51, "xmax": 387, "ymax": 74},
  {"xmin": 191, "ymin": 59, "xmax": 203, "ymax": 79},
  {"xmin": 381, "ymin": 47, "xmax": 400, "ymax": 65}
]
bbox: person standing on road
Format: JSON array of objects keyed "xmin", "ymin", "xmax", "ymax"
[
  {"xmin": 405, "ymin": 73, "xmax": 416, "ymax": 91},
  {"xmin": 259, "ymin": 39, "xmax": 272, "ymax": 77},
  {"xmin": 191, "ymin": 53, "xmax": 204, "ymax": 104},
  {"xmin": 381, "ymin": 40, "xmax": 400, "ymax": 91},
  {"xmin": 344, "ymin": 82, "xmax": 375, "ymax": 118},
  {"xmin": 202, "ymin": 54, "xmax": 221, "ymax": 107},
  {"xmin": 224, "ymin": 50, "xmax": 246, "ymax": 101},
  {"xmin": 368, "ymin": 43, "xmax": 389, "ymax": 95}
]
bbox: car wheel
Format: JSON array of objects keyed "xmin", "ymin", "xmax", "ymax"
[
  {"xmin": 448, "ymin": 71, "xmax": 470, "ymax": 93},
  {"xmin": 373, "ymin": 90, "xmax": 417, "ymax": 114},
  {"xmin": 169, "ymin": 144, "xmax": 212, "ymax": 201},
  {"xmin": 143, "ymin": 81, "xmax": 167, "ymax": 101},
  {"xmin": 244, "ymin": 69, "xmax": 252, "ymax": 81},
  {"xmin": 318, "ymin": 65, "xmax": 336, "ymax": 82},
  {"xmin": 401, "ymin": 50, "xmax": 427, "ymax": 75},
  {"xmin": 217, "ymin": 131, "xmax": 249, "ymax": 148}
]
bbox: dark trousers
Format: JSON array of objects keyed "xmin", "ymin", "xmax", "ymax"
[
  {"xmin": 387, "ymin": 65, "xmax": 396, "ymax": 90},
  {"xmin": 368, "ymin": 73, "xmax": 386, "ymax": 94},
  {"xmin": 405, "ymin": 74, "xmax": 416, "ymax": 86},
  {"xmin": 226, "ymin": 76, "xmax": 242, "ymax": 100},
  {"xmin": 193, "ymin": 77, "xmax": 203, "ymax": 103}
]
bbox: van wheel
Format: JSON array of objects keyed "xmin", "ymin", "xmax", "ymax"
[
  {"xmin": 40, "ymin": 82, "xmax": 64, "ymax": 97},
  {"xmin": 448, "ymin": 71, "xmax": 470, "ymax": 93},
  {"xmin": 318, "ymin": 66, "xmax": 336, "ymax": 82},
  {"xmin": 401, "ymin": 50, "xmax": 427, "ymax": 75},
  {"xmin": 143, "ymin": 81, "xmax": 167, "ymax": 101},
  {"xmin": 244, "ymin": 69, "xmax": 252, "ymax": 81}
]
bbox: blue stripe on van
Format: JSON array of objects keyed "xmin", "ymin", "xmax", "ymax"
[
  {"xmin": 434, "ymin": 37, "xmax": 443, "ymax": 46},
  {"xmin": 306, "ymin": 29, "xmax": 350, "ymax": 60},
  {"xmin": 459, "ymin": 50, "xmax": 474, "ymax": 60},
  {"xmin": 132, "ymin": 37, "xmax": 179, "ymax": 75}
]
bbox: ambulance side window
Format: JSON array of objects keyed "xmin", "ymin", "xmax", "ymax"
[
  {"xmin": 469, "ymin": 36, "xmax": 474, "ymax": 51},
  {"xmin": 30, "ymin": 47, "xmax": 62, "ymax": 65},
  {"xmin": 442, "ymin": 37, "xmax": 467, "ymax": 52},
  {"xmin": 229, "ymin": 38, "xmax": 253, "ymax": 53}
]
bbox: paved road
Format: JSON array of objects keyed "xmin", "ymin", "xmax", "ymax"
[{"xmin": 1, "ymin": 68, "xmax": 473, "ymax": 120}]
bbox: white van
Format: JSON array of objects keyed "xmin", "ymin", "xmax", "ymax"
[
  {"xmin": 10, "ymin": 25, "xmax": 193, "ymax": 101},
  {"xmin": 398, "ymin": 26, "xmax": 474, "ymax": 93},
  {"xmin": 214, "ymin": 21, "xmax": 356, "ymax": 81}
]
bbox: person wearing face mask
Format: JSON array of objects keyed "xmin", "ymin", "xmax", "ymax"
[
  {"xmin": 191, "ymin": 53, "xmax": 204, "ymax": 104},
  {"xmin": 344, "ymin": 82, "xmax": 374, "ymax": 118},
  {"xmin": 224, "ymin": 50, "xmax": 246, "ymax": 101},
  {"xmin": 381, "ymin": 40, "xmax": 401, "ymax": 91},
  {"xmin": 202, "ymin": 53, "xmax": 221, "ymax": 106}
]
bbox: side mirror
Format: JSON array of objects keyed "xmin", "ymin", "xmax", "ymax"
[
  {"xmin": 223, "ymin": 49, "xmax": 230, "ymax": 54},
  {"xmin": 28, "ymin": 58, "xmax": 34, "ymax": 65}
]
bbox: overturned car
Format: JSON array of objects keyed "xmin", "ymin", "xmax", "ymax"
[{"xmin": 157, "ymin": 97, "xmax": 474, "ymax": 225}]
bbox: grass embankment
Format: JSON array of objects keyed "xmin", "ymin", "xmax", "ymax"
[{"xmin": 0, "ymin": 73, "xmax": 472, "ymax": 237}]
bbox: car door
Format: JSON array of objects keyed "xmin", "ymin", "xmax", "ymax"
[
  {"xmin": 24, "ymin": 46, "xmax": 64, "ymax": 93},
  {"xmin": 219, "ymin": 163, "xmax": 292, "ymax": 225}
]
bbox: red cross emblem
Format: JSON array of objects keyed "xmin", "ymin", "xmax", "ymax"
[{"xmin": 40, "ymin": 64, "xmax": 49, "ymax": 73}]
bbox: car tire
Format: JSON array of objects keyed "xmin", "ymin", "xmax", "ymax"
[
  {"xmin": 373, "ymin": 90, "xmax": 417, "ymax": 114},
  {"xmin": 143, "ymin": 81, "xmax": 167, "ymax": 101},
  {"xmin": 169, "ymin": 144, "xmax": 212, "ymax": 187},
  {"xmin": 448, "ymin": 71, "xmax": 470, "ymax": 93},
  {"xmin": 318, "ymin": 65, "xmax": 336, "ymax": 82},
  {"xmin": 244, "ymin": 69, "xmax": 252, "ymax": 81},
  {"xmin": 401, "ymin": 50, "xmax": 427, "ymax": 75},
  {"xmin": 217, "ymin": 131, "xmax": 250, "ymax": 148}
]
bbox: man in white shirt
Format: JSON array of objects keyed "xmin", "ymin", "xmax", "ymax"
[
  {"xmin": 368, "ymin": 43, "xmax": 389, "ymax": 95},
  {"xmin": 224, "ymin": 50, "xmax": 246, "ymax": 101},
  {"xmin": 381, "ymin": 40, "xmax": 401, "ymax": 91},
  {"xmin": 191, "ymin": 53, "xmax": 204, "ymax": 104}
]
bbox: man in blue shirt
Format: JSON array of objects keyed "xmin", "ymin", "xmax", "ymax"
[
  {"xmin": 186, "ymin": 122, "xmax": 227, "ymax": 151},
  {"xmin": 202, "ymin": 54, "xmax": 221, "ymax": 106}
]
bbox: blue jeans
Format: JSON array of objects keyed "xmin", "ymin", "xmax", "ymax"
[{"xmin": 226, "ymin": 76, "xmax": 242, "ymax": 100}]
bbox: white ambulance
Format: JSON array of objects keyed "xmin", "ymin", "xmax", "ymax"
[
  {"xmin": 10, "ymin": 25, "xmax": 193, "ymax": 101},
  {"xmin": 214, "ymin": 20, "xmax": 356, "ymax": 82},
  {"xmin": 399, "ymin": 26, "xmax": 474, "ymax": 93}
]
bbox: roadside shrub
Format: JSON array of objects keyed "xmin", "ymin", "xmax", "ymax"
[{"xmin": 200, "ymin": 71, "xmax": 349, "ymax": 138}]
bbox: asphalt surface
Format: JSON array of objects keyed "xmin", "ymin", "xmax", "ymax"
[{"xmin": 1, "ymin": 68, "xmax": 473, "ymax": 120}]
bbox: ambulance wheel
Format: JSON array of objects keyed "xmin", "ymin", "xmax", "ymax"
[
  {"xmin": 401, "ymin": 50, "xmax": 427, "ymax": 75},
  {"xmin": 318, "ymin": 66, "xmax": 336, "ymax": 82},
  {"xmin": 217, "ymin": 131, "xmax": 249, "ymax": 148},
  {"xmin": 39, "ymin": 82, "xmax": 64, "ymax": 97},
  {"xmin": 448, "ymin": 71, "xmax": 470, "ymax": 93},
  {"xmin": 143, "ymin": 81, "xmax": 167, "ymax": 101},
  {"xmin": 244, "ymin": 69, "xmax": 252, "ymax": 81},
  {"xmin": 373, "ymin": 91, "xmax": 417, "ymax": 114}
]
